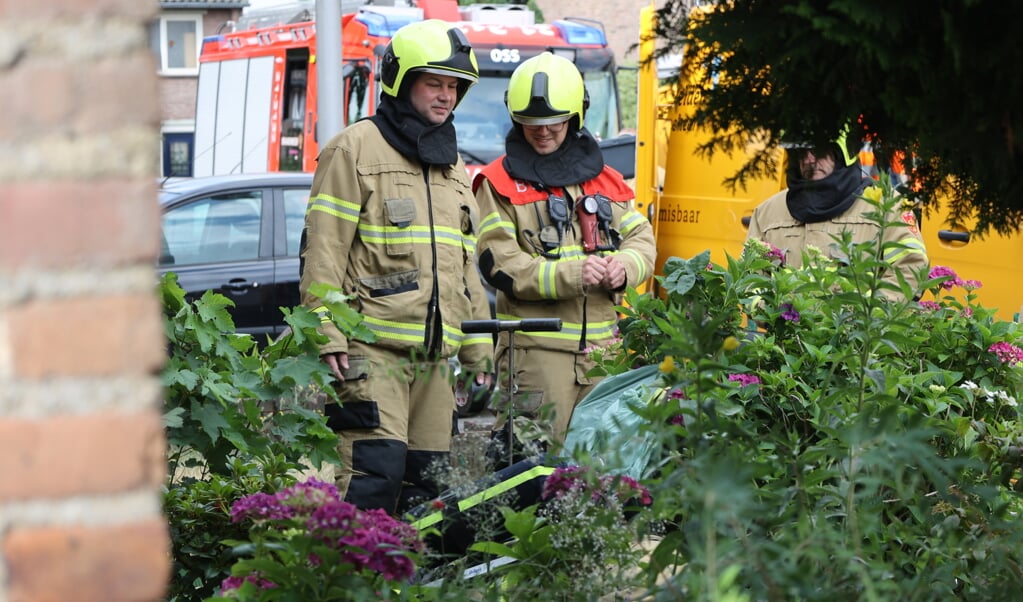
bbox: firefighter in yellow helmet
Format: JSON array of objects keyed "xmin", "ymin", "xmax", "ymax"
[
  {"xmin": 746, "ymin": 128, "xmax": 929, "ymax": 300},
  {"xmin": 300, "ymin": 19, "xmax": 493, "ymax": 514},
  {"xmin": 472, "ymin": 52, "xmax": 656, "ymax": 458}
]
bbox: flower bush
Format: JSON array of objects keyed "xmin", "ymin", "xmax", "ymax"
[
  {"xmin": 597, "ymin": 176, "xmax": 1023, "ymax": 599},
  {"xmin": 160, "ymin": 275, "xmax": 375, "ymax": 601},
  {"xmin": 466, "ymin": 464, "xmax": 654, "ymax": 600},
  {"xmin": 211, "ymin": 479, "xmax": 424, "ymax": 601}
]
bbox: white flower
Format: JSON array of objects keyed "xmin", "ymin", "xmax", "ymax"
[{"xmin": 959, "ymin": 380, "xmax": 979, "ymax": 391}]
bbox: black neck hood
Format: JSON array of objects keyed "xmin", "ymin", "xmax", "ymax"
[
  {"xmin": 502, "ymin": 125, "xmax": 604, "ymax": 189},
  {"xmin": 370, "ymin": 94, "xmax": 460, "ymax": 166},
  {"xmin": 785, "ymin": 159, "xmax": 869, "ymax": 223}
]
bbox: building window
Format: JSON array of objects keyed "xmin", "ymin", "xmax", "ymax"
[
  {"xmin": 151, "ymin": 13, "xmax": 203, "ymax": 75},
  {"xmin": 163, "ymin": 132, "xmax": 194, "ymax": 177}
]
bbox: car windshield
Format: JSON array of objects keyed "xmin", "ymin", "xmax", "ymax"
[{"xmin": 454, "ymin": 75, "xmax": 511, "ymax": 167}]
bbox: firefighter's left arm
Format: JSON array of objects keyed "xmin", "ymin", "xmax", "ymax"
[
  {"xmin": 458, "ymin": 197, "xmax": 495, "ymax": 374},
  {"xmin": 605, "ymin": 200, "xmax": 657, "ymax": 290}
]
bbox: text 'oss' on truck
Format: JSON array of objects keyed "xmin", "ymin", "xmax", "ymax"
[
  {"xmin": 632, "ymin": 2, "xmax": 1022, "ymax": 322},
  {"xmin": 193, "ymin": 0, "xmax": 628, "ymax": 181}
]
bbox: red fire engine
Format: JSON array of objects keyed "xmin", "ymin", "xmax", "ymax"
[{"xmin": 192, "ymin": 0, "xmax": 624, "ymax": 179}]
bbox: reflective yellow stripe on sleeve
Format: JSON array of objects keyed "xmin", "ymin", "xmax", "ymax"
[{"xmin": 308, "ymin": 194, "xmax": 360, "ymax": 223}]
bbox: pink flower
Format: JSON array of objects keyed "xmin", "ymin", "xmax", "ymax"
[
  {"xmin": 929, "ymin": 265, "xmax": 964, "ymax": 290},
  {"xmin": 728, "ymin": 373, "xmax": 762, "ymax": 387},
  {"xmin": 220, "ymin": 573, "xmax": 277, "ymax": 592},
  {"xmin": 918, "ymin": 300, "xmax": 942, "ymax": 311},
  {"xmin": 989, "ymin": 342, "xmax": 1023, "ymax": 366},
  {"xmin": 542, "ymin": 465, "xmax": 590, "ymax": 500},
  {"xmin": 605, "ymin": 475, "xmax": 653, "ymax": 506}
]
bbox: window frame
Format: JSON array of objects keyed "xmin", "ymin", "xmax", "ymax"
[{"xmin": 153, "ymin": 12, "xmax": 204, "ymax": 76}]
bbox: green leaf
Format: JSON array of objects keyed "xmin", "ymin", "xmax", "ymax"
[
  {"xmin": 468, "ymin": 540, "xmax": 518, "ymax": 558},
  {"xmin": 164, "ymin": 406, "xmax": 186, "ymax": 429},
  {"xmin": 190, "ymin": 398, "xmax": 230, "ymax": 444}
]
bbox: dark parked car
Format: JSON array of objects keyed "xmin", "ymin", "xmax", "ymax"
[{"xmin": 158, "ymin": 173, "xmax": 314, "ymax": 342}]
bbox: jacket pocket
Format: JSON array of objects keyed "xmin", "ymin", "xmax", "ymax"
[
  {"xmin": 324, "ymin": 400, "xmax": 380, "ymax": 431},
  {"xmin": 383, "ymin": 198, "xmax": 417, "ymax": 257}
]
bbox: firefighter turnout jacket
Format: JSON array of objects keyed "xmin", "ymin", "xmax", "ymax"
[
  {"xmin": 474, "ymin": 160, "xmax": 656, "ymax": 353},
  {"xmin": 300, "ymin": 120, "xmax": 493, "ymax": 372},
  {"xmin": 747, "ymin": 190, "xmax": 929, "ymax": 298}
]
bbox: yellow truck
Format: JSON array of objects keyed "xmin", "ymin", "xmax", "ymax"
[{"xmin": 632, "ymin": 3, "xmax": 1022, "ymax": 321}]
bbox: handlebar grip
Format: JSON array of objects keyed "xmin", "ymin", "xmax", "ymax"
[
  {"xmin": 518, "ymin": 318, "xmax": 563, "ymax": 332},
  {"xmin": 461, "ymin": 318, "xmax": 563, "ymax": 334}
]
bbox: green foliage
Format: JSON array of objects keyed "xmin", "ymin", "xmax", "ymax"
[
  {"xmin": 464, "ymin": 466, "xmax": 654, "ymax": 600},
  {"xmin": 161, "ymin": 274, "xmax": 374, "ymax": 601},
  {"xmin": 618, "ymin": 64, "xmax": 638, "ymax": 132},
  {"xmin": 652, "ymin": 0, "xmax": 1023, "ymax": 235},
  {"xmin": 161, "ymin": 274, "xmax": 345, "ymax": 479},
  {"xmin": 593, "ymin": 177, "xmax": 1023, "ymax": 598}
]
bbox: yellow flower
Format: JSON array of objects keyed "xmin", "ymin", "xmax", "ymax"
[
  {"xmin": 722, "ymin": 336, "xmax": 740, "ymax": 351},
  {"xmin": 862, "ymin": 185, "xmax": 883, "ymax": 203},
  {"xmin": 659, "ymin": 355, "xmax": 676, "ymax": 373}
]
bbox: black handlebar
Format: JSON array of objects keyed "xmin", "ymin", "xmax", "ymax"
[{"xmin": 461, "ymin": 318, "xmax": 563, "ymax": 334}]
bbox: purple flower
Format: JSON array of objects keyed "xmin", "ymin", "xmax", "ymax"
[
  {"xmin": 728, "ymin": 373, "xmax": 762, "ymax": 387},
  {"xmin": 230, "ymin": 492, "xmax": 293, "ymax": 523},
  {"xmin": 228, "ymin": 478, "xmax": 425, "ymax": 587},
  {"xmin": 339, "ymin": 528, "xmax": 417, "ymax": 582},
  {"xmin": 779, "ymin": 303, "xmax": 800, "ymax": 322},
  {"xmin": 307, "ymin": 500, "xmax": 359, "ymax": 534},
  {"xmin": 279, "ymin": 478, "xmax": 342, "ymax": 513},
  {"xmin": 929, "ymin": 265, "xmax": 964, "ymax": 290},
  {"xmin": 766, "ymin": 244, "xmax": 786, "ymax": 263},
  {"xmin": 308, "ymin": 502, "xmax": 424, "ymax": 581},
  {"xmin": 918, "ymin": 300, "xmax": 942, "ymax": 311},
  {"xmin": 670, "ymin": 414, "xmax": 686, "ymax": 426},
  {"xmin": 989, "ymin": 342, "xmax": 1023, "ymax": 366}
]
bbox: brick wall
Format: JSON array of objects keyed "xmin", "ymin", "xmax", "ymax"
[{"xmin": 0, "ymin": 1, "xmax": 170, "ymax": 601}]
